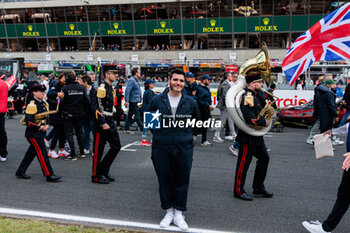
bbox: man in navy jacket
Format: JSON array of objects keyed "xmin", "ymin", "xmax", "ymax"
[
  {"xmin": 194, "ymin": 74, "xmax": 213, "ymax": 146},
  {"xmin": 147, "ymin": 68, "xmax": 199, "ymax": 231}
]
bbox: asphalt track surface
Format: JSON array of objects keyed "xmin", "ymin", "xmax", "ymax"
[{"xmin": 1, "ymin": 115, "xmax": 350, "ymax": 233}]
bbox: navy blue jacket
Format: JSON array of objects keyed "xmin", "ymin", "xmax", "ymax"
[
  {"xmin": 184, "ymin": 80, "xmax": 194, "ymax": 97},
  {"xmin": 148, "ymin": 90, "xmax": 200, "ymax": 146},
  {"xmin": 313, "ymin": 83, "xmax": 324, "ymax": 119},
  {"xmin": 318, "ymin": 85, "xmax": 337, "ymax": 132},
  {"xmin": 47, "ymin": 82, "xmax": 64, "ymax": 125},
  {"xmin": 141, "ymin": 89, "xmax": 156, "ymax": 112},
  {"xmin": 195, "ymin": 84, "xmax": 212, "ymax": 111}
]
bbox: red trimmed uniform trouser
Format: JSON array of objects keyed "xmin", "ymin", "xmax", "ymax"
[
  {"xmin": 92, "ymin": 128, "xmax": 121, "ymax": 180},
  {"xmin": 17, "ymin": 137, "xmax": 54, "ymax": 177},
  {"xmin": 234, "ymin": 143, "xmax": 270, "ymax": 196}
]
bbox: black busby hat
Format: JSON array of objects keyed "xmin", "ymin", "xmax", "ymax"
[
  {"xmin": 30, "ymin": 84, "xmax": 46, "ymax": 92},
  {"xmin": 245, "ymin": 73, "xmax": 262, "ymax": 84}
]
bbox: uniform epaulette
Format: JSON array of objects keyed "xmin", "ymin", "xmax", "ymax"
[
  {"xmin": 97, "ymin": 84, "xmax": 106, "ymax": 98},
  {"xmin": 113, "ymin": 89, "xmax": 116, "ymax": 99},
  {"xmin": 25, "ymin": 100, "xmax": 38, "ymax": 114},
  {"xmin": 244, "ymin": 92, "xmax": 254, "ymax": 107}
]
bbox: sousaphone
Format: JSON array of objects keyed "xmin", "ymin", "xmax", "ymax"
[{"xmin": 226, "ymin": 42, "xmax": 273, "ymax": 136}]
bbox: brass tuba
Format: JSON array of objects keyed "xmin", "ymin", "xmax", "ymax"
[{"xmin": 226, "ymin": 42, "xmax": 274, "ymax": 136}]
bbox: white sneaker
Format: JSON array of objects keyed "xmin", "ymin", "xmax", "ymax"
[
  {"xmin": 173, "ymin": 214, "xmax": 188, "ymax": 231},
  {"xmin": 0, "ymin": 156, "xmax": 7, "ymax": 162},
  {"xmin": 229, "ymin": 145, "xmax": 238, "ymax": 157},
  {"xmin": 58, "ymin": 150, "xmax": 69, "ymax": 157},
  {"xmin": 84, "ymin": 149, "xmax": 90, "ymax": 155},
  {"xmin": 302, "ymin": 220, "xmax": 330, "ymax": 233},
  {"xmin": 225, "ymin": 136, "xmax": 234, "ymax": 140},
  {"xmin": 48, "ymin": 150, "xmax": 59, "ymax": 159},
  {"xmin": 306, "ymin": 138, "xmax": 314, "ymax": 145},
  {"xmin": 44, "ymin": 139, "xmax": 50, "ymax": 148},
  {"xmin": 332, "ymin": 139, "xmax": 344, "ymax": 146},
  {"xmin": 159, "ymin": 212, "xmax": 174, "ymax": 228},
  {"xmin": 213, "ymin": 136, "xmax": 224, "ymax": 143},
  {"xmin": 200, "ymin": 141, "xmax": 212, "ymax": 147}
]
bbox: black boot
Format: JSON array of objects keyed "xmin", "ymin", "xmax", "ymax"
[
  {"xmin": 46, "ymin": 175, "xmax": 62, "ymax": 182},
  {"xmin": 15, "ymin": 171, "xmax": 31, "ymax": 179},
  {"xmin": 104, "ymin": 174, "xmax": 115, "ymax": 182}
]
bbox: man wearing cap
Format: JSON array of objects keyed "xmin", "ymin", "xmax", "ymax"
[
  {"xmin": 194, "ymin": 74, "xmax": 213, "ymax": 146},
  {"xmin": 140, "ymin": 79, "xmax": 156, "ymax": 146},
  {"xmin": 319, "ymin": 79, "xmax": 338, "ymax": 133},
  {"xmin": 335, "ymin": 82, "xmax": 344, "ymax": 98},
  {"xmin": 234, "ymin": 73, "xmax": 273, "ymax": 201},
  {"xmin": 184, "ymin": 72, "xmax": 195, "ymax": 97},
  {"xmin": 91, "ymin": 65, "xmax": 121, "ymax": 184},
  {"xmin": 16, "ymin": 84, "xmax": 61, "ymax": 182}
]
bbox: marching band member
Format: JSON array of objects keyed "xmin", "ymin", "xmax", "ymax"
[
  {"xmin": 234, "ymin": 73, "xmax": 273, "ymax": 201},
  {"xmin": 16, "ymin": 84, "xmax": 61, "ymax": 182},
  {"xmin": 91, "ymin": 65, "xmax": 121, "ymax": 184}
]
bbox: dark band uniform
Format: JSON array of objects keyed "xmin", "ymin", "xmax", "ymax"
[
  {"xmin": 91, "ymin": 66, "xmax": 121, "ymax": 184},
  {"xmin": 17, "ymin": 85, "xmax": 56, "ymax": 179},
  {"xmin": 234, "ymin": 74, "xmax": 272, "ymax": 200}
]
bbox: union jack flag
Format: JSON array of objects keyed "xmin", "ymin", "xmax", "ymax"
[{"xmin": 282, "ymin": 3, "xmax": 350, "ymax": 86}]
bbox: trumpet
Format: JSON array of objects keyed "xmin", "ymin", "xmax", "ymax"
[{"xmin": 257, "ymin": 88, "xmax": 279, "ymax": 120}]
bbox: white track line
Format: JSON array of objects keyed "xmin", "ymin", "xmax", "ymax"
[
  {"xmin": 120, "ymin": 141, "xmax": 139, "ymax": 151},
  {"xmin": 0, "ymin": 207, "xmax": 237, "ymax": 233}
]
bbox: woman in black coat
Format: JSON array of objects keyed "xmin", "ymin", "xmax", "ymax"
[
  {"xmin": 46, "ymin": 73, "xmax": 69, "ymax": 158},
  {"xmin": 318, "ymin": 79, "xmax": 338, "ymax": 133}
]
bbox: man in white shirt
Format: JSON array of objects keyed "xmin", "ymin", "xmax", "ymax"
[{"xmin": 147, "ymin": 69, "xmax": 200, "ymax": 231}]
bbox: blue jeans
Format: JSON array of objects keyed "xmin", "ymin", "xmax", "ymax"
[
  {"xmin": 124, "ymin": 102, "xmax": 143, "ymax": 131},
  {"xmin": 82, "ymin": 120, "xmax": 93, "ymax": 150},
  {"xmin": 340, "ymin": 110, "xmax": 350, "ymax": 127},
  {"xmin": 142, "ymin": 127, "xmax": 148, "ymax": 139}
]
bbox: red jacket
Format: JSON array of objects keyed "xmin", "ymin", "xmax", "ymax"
[{"xmin": 0, "ymin": 79, "xmax": 8, "ymax": 113}]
